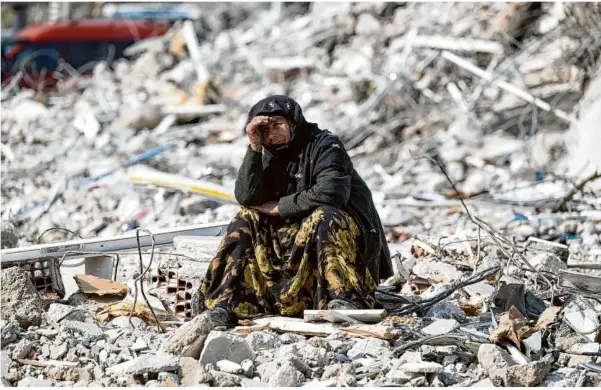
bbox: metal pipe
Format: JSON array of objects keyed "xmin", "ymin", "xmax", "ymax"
[{"xmin": 1, "ymin": 221, "xmax": 229, "ymax": 264}]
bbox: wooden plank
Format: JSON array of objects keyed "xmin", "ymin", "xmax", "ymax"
[
  {"xmin": 234, "ymin": 316, "xmax": 395, "ymax": 340},
  {"xmin": 303, "ymin": 309, "xmax": 386, "ymax": 324}
]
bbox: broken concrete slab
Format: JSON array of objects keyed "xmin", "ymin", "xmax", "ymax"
[
  {"xmin": 106, "ymin": 354, "xmax": 179, "ymax": 376},
  {"xmin": 109, "ymin": 316, "xmax": 147, "ymax": 329},
  {"xmin": 163, "ymin": 312, "xmax": 213, "ymax": 358},
  {"xmin": 267, "ymin": 360, "xmax": 304, "ymax": 387},
  {"xmin": 399, "ymin": 361, "xmax": 444, "ymax": 374},
  {"xmin": 477, "ymin": 344, "xmax": 517, "ymax": 385},
  {"xmin": 179, "ymin": 357, "xmax": 206, "ymax": 386},
  {"xmin": 425, "ymin": 300, "xmax": 468, "ymax": 322},
  {"xmin": 563, "ymin": 309, "xmax": 600, "ymax": 342},
  {"xmin": 541, "ymin": 367, "xmax": 581, "ymax": 387},
  {"xmin": 11, "ymin": 339, "xmax": 33, "ymax": 360},
  {"xmin": 530, "ymin": 253, "xmax": 567, "ymax": 273},
  {"xmin": 412, "ymin": 258, "xmax": 463, "ymax": 283},
  {"xmin": 346, "ymin": 337, "xmax": 392, "ymax": 359},
  {"xmin": 245, "ymin": 331, "xmax": 280, "ymax": 353},
  {"xmin": 1, "ymin": 320, "xmax": 19, "ymax": 348},
  {"xmin": 60, "ymin": 320, "xmax": 104, "ymax": 339},
  {"xmin": 199, "ymin": 331, "xmax": 255, "ymax": 367},
  {"xmin": 0, "ymin": 267, "xmax": 43, "ymax": 328},
  {"xmin": 503, "ymin": 359, "xmax": 553, "ymax": 387},
  {"xmin": 421, "ymin": 319, "xmax": 460, "ymax": 336},
  {"xmin": 47, "ymin": 303, "xmax": 92, "ymax": 324}
]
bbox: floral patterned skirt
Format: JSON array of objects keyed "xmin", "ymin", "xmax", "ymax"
[{"xmin": 196, "ymin": 206, "xmax": 377, "ymax": 320}]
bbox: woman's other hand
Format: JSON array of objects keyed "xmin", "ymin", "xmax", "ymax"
[
  {"xmin": 246, "ymin": 116, "xmax": 270, "ymax": 152},
  {"xmin": 250, "ymin": 201, "xmax": 280, "ymax": 216}
]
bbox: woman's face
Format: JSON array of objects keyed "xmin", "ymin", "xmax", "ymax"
[{"xmin": 260, "ymin": 116, "xmax": 291, "ymax": 147}]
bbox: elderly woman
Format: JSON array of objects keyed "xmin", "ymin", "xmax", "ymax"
[{"xmin": 193, "ymin": 95, "xmax": 392, "ymax": 326}]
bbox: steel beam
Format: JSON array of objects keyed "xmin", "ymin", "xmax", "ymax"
[{"xmin": 1, "ymin": 221, "xmax": 229, "ymax": 264}]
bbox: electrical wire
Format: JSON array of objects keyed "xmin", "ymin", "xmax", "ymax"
[{"xmin": 129, "ymin": 228, "xmax": 164, "ymax": 333}]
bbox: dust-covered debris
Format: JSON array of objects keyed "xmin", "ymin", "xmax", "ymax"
[{"xmin": 2, "ymin": 2, "xmax": 601, "ymax": 387}]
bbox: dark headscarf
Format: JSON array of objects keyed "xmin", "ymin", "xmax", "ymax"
[{"xmin": 246, "ymin": 95, "xmax": 314, "ymax": 158}]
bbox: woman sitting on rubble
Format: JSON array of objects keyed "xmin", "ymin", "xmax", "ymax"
[{"xmin": 192, "ymin": 95, "xmax": 392, "ymax": 326}]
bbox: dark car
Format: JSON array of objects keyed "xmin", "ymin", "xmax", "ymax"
[{"xmin": 2, "ymin": 20, "xmax": 168, "ymax": 90}]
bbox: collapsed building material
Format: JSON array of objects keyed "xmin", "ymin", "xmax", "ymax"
[{"xmin": 0, "ymin": 221, "xmax": 228, "ymax": 263}]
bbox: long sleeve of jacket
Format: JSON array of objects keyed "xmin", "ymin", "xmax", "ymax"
[
  {"xmin": 234, "ymin": 147, "xmax": 270, "ymax": 206},
  {"xmin": 278, "ymin": 142, "xmax": 352, "ymax": 218}
]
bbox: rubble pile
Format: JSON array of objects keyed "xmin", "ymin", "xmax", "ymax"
[{"xmin": 2, "ymin": 2, "xmax": 601, "ymax": 387}]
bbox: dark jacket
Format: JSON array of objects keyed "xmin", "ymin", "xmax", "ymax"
[{"xmin": 234, "ymin": 95, "xmax": 392, "ymax": 282}]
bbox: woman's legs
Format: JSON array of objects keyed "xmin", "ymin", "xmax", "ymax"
[
  {"xmin": 195, "ymin": 206, "xmax": 377, "ymax": 320},
  {"xmin": 279, "ymin": 205, "xmax": 377, "ymax": 315}
]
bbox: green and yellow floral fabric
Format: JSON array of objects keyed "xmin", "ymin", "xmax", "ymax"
[{"xmin": 197, "ymin": 206, "xmax": 377, "ymax": 319}]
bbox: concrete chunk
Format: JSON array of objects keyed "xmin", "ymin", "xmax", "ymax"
[
  {"xmin": 199, "ymin": 331, "xmax": 254, "ymax": 367},
  {"xmin": 503, "ymin": 359, "xmax": 553, "ymax": 387},
  {"xmin": 421, "ymin": 319, "xmax": 460, "ymax": 336},
  {"xmin": 178, "ymin": 357, "xmax": 206, "ymax": 386},
  {"xmin": 563, "ymin": 309, "xmax": 600, "ymax": 342},
  {"xmin": 216, "ymin": 359, "xmax": 243, "ymax": 374},
  {"xmin": 426, "ymin": 301, "xmax": 468, "ymax": 322},
  {"xmin": 48, "ymin": 303, "xmax": 92, "ymax": 324},
  {"xmin": 477, "ymin": 344, "xmax": 517, "ymax": 385},
  {"xmin": 1, "ymin": 267, "xmax": 43, "ymax": 328},
  {"xmin": 106, "ymin": 354, "xmax": 179, "ymax": 376},
  {"xmin": 245, "ymin": 331, "xmax": 280, "ymax": 353},
  {"xmin": 540, "ymin": 367, "xmax": 580, "ymax": 387},
  {"xmin": 11, "ymin": 339, "xmax": 33, "ymax": 360},
  {"xmin": 399, "ymin": 361, "xmax": 444, "ymax": 374},
  {"xmin": 347, "ymin": 337, "xmax": 392, "ymax": 359},
  {"xmin": 268, "ymin": 361, "xmax": 304, "ymax": 387},
  {"xmin": 61, "ymin": 320, "xmax": 104, "ymax": 339},
  {"xmin": 163, "ymin": 312, "xmax": 213, "ymax": 358}
]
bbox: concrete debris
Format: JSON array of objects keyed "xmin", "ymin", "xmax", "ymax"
[
  {"xmin": 106, "ymin": 354, "xmax": 179, "ymax": 376},
  {"xmin": 245, "ymin": 331, "xmax": 280, "ymax": 353},
  {"xmin": 199, "ymin": 331, "xmax": 255, "ymax": 367},
  {"xmin": 268, "ymin": 361, "xmax": 304, "ymax": 387},
  {"xmin": 421, "ymin": 319, "xmax": 460, "ymax": 336},
  {"xmin": 425, "ymin": 301, "xmax": 468, "ymax": 323},
  {"xmin": 541, "ymin": 367, "xmax": 581, "ymax": 387},
  {"xmin": 399, "ymin": 361, "xmax": 444, "ymax": 374},
  {"xmin": 47, "ymin": 303, "xmax": 92, "ymax": 324},
  {"xmin": 346, "ymin": 337, "xmax": 392, "ymax": 359},
  {"xmin": 216, "ymin": 359, "xmax": 243, "ymax": 374},
  {"xmin": 109, "ymin": 316, "xmax": 147, "ymax": 330},
  {"xmin": 17, "ymin": 377, "xmax": 53, "ymax": 387},
  {"xmin": 11, "ymin": 339, "xmax": 33, "ymax": 360},
  {"xmin": 0, "ymin": 267, "xmax": 43, "ymax": 328},
  {"xmin": 60, "ymin": 320, "xmax": 104, "ymax": 339},
  {"xmin": 1, "ymin": 321, "xmax": 20, "ymax": 348},
  {"xmin": 2, "ymin": 2, "xmax": 601, "ymax": 388}
]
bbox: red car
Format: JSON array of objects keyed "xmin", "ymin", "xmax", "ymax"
[{"xmin": 2, "ymin": 20, "xmax": 168, "ymax": 90}]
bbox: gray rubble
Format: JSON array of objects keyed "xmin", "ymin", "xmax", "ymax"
[{"xmin": 2, "ymin": 2, "xmax": 601, "ymax": 388}]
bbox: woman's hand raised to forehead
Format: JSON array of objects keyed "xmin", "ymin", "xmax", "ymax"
[{"xmin": 246, "ymin": 116, "xmax": 271, "ymax": 152}]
